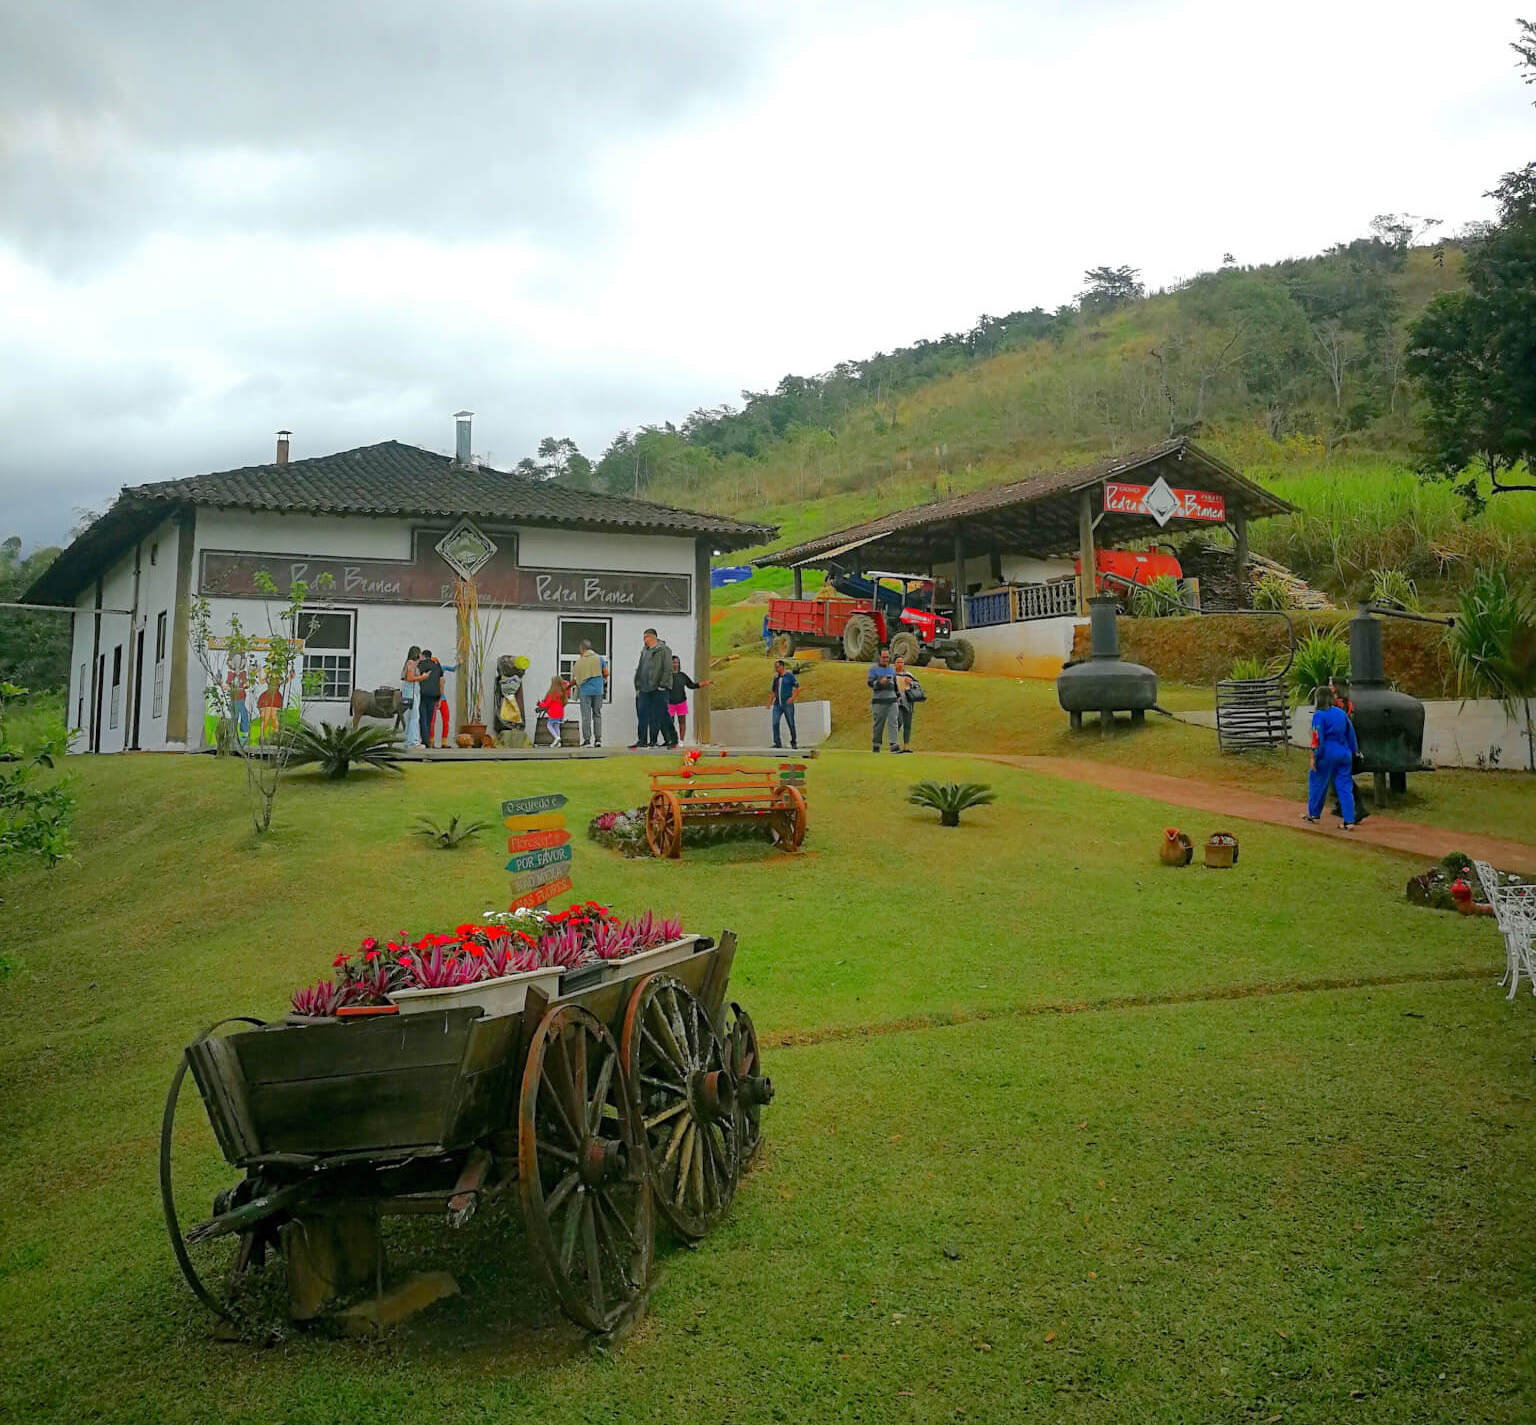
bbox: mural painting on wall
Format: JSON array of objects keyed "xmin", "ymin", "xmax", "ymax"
[
  {"xmin": 198, "ymin": 522, "xmax": 692, "ymax": 614},
  {"xmin": 202, "ymin": 636, "xmax": 306, "ymax": 746}
]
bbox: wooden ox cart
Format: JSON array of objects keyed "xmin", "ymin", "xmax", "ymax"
[
  {"xmin": 160, "ymin": 933, "xmax": 771, "ymax": 1335},
  {"xmin": 644, "ymin": 763, "xmax": 807, "ymax": 860}
]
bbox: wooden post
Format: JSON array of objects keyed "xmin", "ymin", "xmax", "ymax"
[
  {"xmin": 792, "ymin": 566, "xmax": 803, "ymax": 600},
  {"xmin": 952, "ymin": 526, "xmax": 967, "ymax": 630},
  {"xmin": 694, "ymin": 539, "xmax": 712, "ymax": 745},
  {"xmin": 454, "ymin": 583, "xmax": 471, "ymax": 728},
  {"xmin": 989, "ymin": 548, "xmax": 1003, "ymax": 584},
  {"xmin": 165, "ymin": 507, "xmax": 197, "ymax": 746},
  {"xmin": 1233, "ymin": 512, "xmax": 1249, "ymax": 607},
  {"xmin": 1077, "ymin": 488, "xmax": 1096, "ymax": 616}
]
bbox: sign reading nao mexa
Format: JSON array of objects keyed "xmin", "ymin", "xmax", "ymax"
[{"xmin": 1103, "ymin": 476, "xmax": 1226, "ymax": 527}]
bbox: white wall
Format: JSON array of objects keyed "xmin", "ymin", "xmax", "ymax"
[
  {"xmin": 963, "ymin": 615, "xmax": 1083, "ymax": 678},
  {"xmin": 189, "ymin": 511, "xmax": 701, "ymax": 749}
]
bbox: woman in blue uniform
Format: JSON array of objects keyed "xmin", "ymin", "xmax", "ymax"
[{"xmin": 1303, "ymin": 686, "xmax": 1359, "ymax": 828}]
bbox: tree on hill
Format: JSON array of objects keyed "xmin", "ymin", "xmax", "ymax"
[
  {"xmin": 0, "ymin": 538, "xmax": 71, "ymax": 691},
  {"xmin": 516, "ymin": 436, "xmax": 592, "ymax": 485},
  {"xmin": 1077, "ymin": 265, "xmax": 1144, "ymax": 317},
  {"xmin": 1407, "ymin": 165, "xmax": 1536, "ymax": 504}
]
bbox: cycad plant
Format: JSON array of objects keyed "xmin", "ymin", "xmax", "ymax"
[
  {"xmin": 413, "ymin": 813, "xmax": 490, "ymax": 849},
  {"xmin": 907, "ymin": 780, "xmax": 996, "ymax": 827},
  {"xmin": 1287, "ymin": 631, "xmax": 1350, "ymax": 700},
  {"xmin": 1131, "ymin": 574, "xmax": 1184, "ymax": 618},
  {"xmin": 1449, "ymin": 567, "xmax": 1536, "ymax": 771},
  {"xmin": 1227, "ymin": 654, "xmax": 1273, "ymax": 681},
  {"xmin": 283, "ymin": 721, "xmax": 404, "ymax": 779}
]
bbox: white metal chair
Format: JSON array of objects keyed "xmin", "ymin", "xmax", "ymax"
[{"xmin": 1474, "ymin": 860, "xmax": 1536, "ymax": 999}]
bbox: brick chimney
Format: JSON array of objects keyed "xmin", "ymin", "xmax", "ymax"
[{"xmin": 276, "ymin": 430, "xmax": 291, "ymax": 466}]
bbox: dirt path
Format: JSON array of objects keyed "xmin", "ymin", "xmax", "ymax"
[{"xmin": 971, "ymin": 753, "xmax": 1536, "ymax": 873}]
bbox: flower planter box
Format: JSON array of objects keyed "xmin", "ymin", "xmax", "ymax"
[
  {"xmin": 560, "ymin": 935, "xmax": 705, "ymax": 994},
  {"xmin": 390, "ymin": 965, "xmax": 564, "ymax": 1018}
]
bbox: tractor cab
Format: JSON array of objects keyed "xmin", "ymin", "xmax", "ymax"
[{"xmin": 830, "ymin": 570, "xmax": 952, "ymax": 641}]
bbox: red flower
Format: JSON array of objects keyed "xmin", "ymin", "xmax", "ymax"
[
  {"xmin": 363, "ymin": 949, "xmax": 379, "ymax": 962},
  {"xmin": 360, "ymin": 936, "xmax": 379, "ymax": 951},
  {"xmin": 387, "ymin": 941, "xmax": 400, "ymax": 953},
  {"xmin": 454, "ymin": 923, "xmax": 476, "ymax": 937},
  {"xmin": 332, "ymin": 952, "xmax": 350, "ymax": 968},
  {"xmin": 397, "ymin": 955, "xmax": 412, "ymax": 966},
  {"xmin": 465, "ymin": 944, "xmax": 484, "ymax": 958}
]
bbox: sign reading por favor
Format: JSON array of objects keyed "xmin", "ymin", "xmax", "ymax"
[
  {"xmin": 507, "ymin": 844, "xmax": 574, "ymax": 875},
  {"xmin": 1103, "ymin": 476, "xmax": 1226, "ymax": 527}
]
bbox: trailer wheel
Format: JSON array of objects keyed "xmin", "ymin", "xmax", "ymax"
[
  {"xmin": 889, "ymin": 631, "xmax": 921, "ymax": 665},
  {"xmin": 519, "ymin": 1003, "xmax": 654, "ymax": 1333},
  {"xmin": 843, "ymin": 613, "xmax": 880, "ymax": 662},
  {"xmin": 769, "ymin": 632, "xmax": 796, "ymax": 659},
  {"xmin": 943, "ymin": 638, "xmax": 976, "ymax": 672},
  {"xmin": 621, "ymin": 975, "xmax": 741, "ymax": 1240}
]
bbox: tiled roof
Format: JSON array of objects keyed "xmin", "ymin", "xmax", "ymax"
[
  {"xmin": 125, "ymin": 440, "xmax": 773, "ymax": 539},
  {"xmin": 26, "ymin": 441, "xmax": 776, "ymax": 604},
  {"xmin": 754, "ymin": 438, "xmax": 1294, "ymax": 567}
]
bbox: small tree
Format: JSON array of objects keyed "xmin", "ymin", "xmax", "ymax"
[
  {"xmin": 0, "ymin": 680, "xmax": 73, "ymax": 868},
  {"xmin": 188, "ymin": 570, "xmax": 331, "ymax": 833}
]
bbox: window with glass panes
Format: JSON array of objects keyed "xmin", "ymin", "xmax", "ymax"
[{"xmin": 299, "ymin": 610, "xmax": 355, "ymax": 700}]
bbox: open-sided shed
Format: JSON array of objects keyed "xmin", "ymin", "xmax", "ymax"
[{"xmin": 755, "ymin": 437, "xmax": 1293, "ymax": 623}]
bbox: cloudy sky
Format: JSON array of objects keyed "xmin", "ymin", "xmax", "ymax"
[{"xmin": 2, "ymin": 0, "xmax": 1530, "ymax": 548}]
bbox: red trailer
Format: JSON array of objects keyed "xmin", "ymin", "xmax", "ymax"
[{"xmin": 767, "ymin": 573, "xmax": 975, "ymax": 670}]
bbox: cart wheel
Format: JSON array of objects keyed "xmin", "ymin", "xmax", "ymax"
[
  {"xmin": 727, "ymin": 1004, "xmax": 772, "ymax": 1163},
  {"xmin": 518, "ymin": 1003, "xmax": 653, "ymax": 1333},
  {"xmin": 160, "ymin": 1017, "xmax": 274, "ymax": 1322},
  {"xmin": 645, "ymin": 789, "xmax": 683, "ymax": 859},
  {"xmin": 769, "ymin": 784, "xmax": 807, "ymax": 852},
  {"xmin": 621, "ymin": 975, "xmax": 740, "ymax": 1239}
]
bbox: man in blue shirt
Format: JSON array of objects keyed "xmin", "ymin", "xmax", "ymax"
[
  {"xmin": 769, "ymin": 659, "xmax": 799, "ymax": 749},
  {"xmin": 1303, "ymin": 686, "xmax": 1359, "ymax": 828},
  {"xmin": 867, "ymin": 648, "xmax": 900, "ymax": 753}
]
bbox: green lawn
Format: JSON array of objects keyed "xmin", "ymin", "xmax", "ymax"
[
  {"xmin": 1, "ymin": 751, "xmax": 1532, "ymax": 1423},
  {"xmin": 711, "ymin": 655, "xmax": 1536, "ymax": 846}
]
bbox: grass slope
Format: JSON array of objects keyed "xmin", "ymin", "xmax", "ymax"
[
  {"xmin": 710, "ymin": 655, "xmax": 1536, "ymax": 844},
  {"xmin": 1, "ymin": 751, "xmax": 1532, "ymax": 1423}
]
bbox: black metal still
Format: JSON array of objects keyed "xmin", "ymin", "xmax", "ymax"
[
  {"xmin": 1347, "ymin": 609, "xmax": 1428, "ymax": 806},
  {"xmin": 1058, "ymin": 596, "xmax": 1158, "ymax": 731}
]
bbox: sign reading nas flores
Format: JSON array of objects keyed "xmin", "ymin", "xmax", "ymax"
[{"xmin": 199, "ymin": 526, "xmax": 692, "ymax": 614}]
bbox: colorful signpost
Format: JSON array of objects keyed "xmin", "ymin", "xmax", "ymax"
[{"xmin": 502, "ymin": 792, "xmax": 573, "ymax": 911}]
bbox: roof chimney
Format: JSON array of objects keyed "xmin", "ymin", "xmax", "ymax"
[
  {"xmin": 453, "ymin": 410, "xmax": 473, "ymax": 465},
  {"xmin": 276, "ymin": 430, "xmax": 291, "ymax": 466}
]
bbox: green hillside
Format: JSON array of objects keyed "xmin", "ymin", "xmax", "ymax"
[{"xmin": 549, "ymin": 236, "xmax": 1536, "ymax": 601}]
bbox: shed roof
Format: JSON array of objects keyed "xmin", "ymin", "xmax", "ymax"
[
  {"xmin": 26, "ymin": 440, "xmax": 777, "ymax": 605},
  {"xmin": 754, "ymin": 438, "xmax": 1293, "ymax": 570}
]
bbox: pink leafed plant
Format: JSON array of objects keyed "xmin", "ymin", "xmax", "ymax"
[
  {"xmin": 292, "ymin": 979, "xmax": 341, "ymax": 1017},
  {"xmin": 629, "ymin": 910, "xmax": 656, "ymax": 949},
  {"xmin": 591, "ymin": 919, "xmax": 639, "ymax": 961},
  {"xmin": 538, "ymin": 926, "xmax": 587, "ymax": 970},
  {"xmin": 657, "ymin": 916, "xmax": 684, "ymax": 944}
]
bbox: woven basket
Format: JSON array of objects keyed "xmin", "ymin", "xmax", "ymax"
[{"xmin": 1204, "ymin": 832, "xmax": 1239, "ymax": 869}]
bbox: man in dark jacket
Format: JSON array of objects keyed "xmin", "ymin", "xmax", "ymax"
[{"xmin": 630, "ymin": 629, "xmax": 676, "ymax": 750}]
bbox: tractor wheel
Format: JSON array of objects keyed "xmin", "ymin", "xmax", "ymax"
[
  {"xmin": 943, "ymin": 638, "xmax": 976, "ymax": 672},
  {"xmin": 914, "ymin": 648, "xmax": 934, "ymax": 668},
  {"xmin": 842, "ymin": 614, "xmax": 880, "ymax": 662},
  {"xmin": 769, "ymin": 632, "xmax": 796, "ymax": 659},
  {"xmin": 888, "ymin": 632, "xmax": 921, "ymax": 666}
]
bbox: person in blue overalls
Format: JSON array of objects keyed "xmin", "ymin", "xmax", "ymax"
[{"xmin": 1302, "ymin": 685, "xmax": 1359, "ymax": 829}]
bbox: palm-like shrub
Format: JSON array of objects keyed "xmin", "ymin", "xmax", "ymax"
[
  {"xmin": 907, "ymin": 780, "xmax": 995, "ymax": 827},
  {"xmin": 1449, "ymin": 567, "xmax": 1536, "ymax": 771},
  {"xmin": 1227, "ymin": 654, "xmax": 1273, "ymax": 681},
  {"xmin": 1287, "ymin": 631, "xmax": 1350, "ymax": 699},
  {"xmin": 1251, "ymin": 572, "xmax": 1296, "ymax": 611},
  {"xmin": 1131, "ymin": 574, "xmax": 1184, "ymax": 618},
  {"xmin": 1368, "ymin": 567, "xmax": 1420, "ymax": 613},
  {"xmin": 413, "ymin": 813, "xmax": 489, "ymax": 849},
  {"xmin": 283, "ymin": 721, "xmax": 404, "ymax": 779}
]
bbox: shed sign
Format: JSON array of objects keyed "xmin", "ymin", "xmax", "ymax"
[{"xmin": 1103, "ymin": 478, "xmax": 1226, "ymax": 526}]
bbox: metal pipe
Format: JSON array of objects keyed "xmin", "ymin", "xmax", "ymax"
[{"xmin": 0, "ymin": 601, "xmax": 134, "ymax": 615}]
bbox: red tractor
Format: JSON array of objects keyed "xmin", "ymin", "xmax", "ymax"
[{"xmin": 766, "ymin": 571, "xmax": 976, "ymax": 670}]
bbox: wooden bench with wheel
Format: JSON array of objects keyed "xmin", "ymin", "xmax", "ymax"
[{"xmin": 645, "ymin": 761, "xmax": 807, "ymax": 860}]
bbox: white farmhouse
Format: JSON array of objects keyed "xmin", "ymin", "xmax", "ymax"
[{"xmin": 28, "ymin": 416, "xmax": 772, "ymax": 752}]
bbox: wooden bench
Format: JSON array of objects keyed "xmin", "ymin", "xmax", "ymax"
[{"xmin": 645, "ymin": 758, "xmax": 807, "ymax": 859}]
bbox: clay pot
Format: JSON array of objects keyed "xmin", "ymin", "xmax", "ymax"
[{"xmin": 455, "ymin": 732, "xmax": 474, "ymax": 748}]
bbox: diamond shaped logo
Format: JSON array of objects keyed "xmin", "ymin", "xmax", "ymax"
[
  {"xmin": 1141, "ymin": 476, "xmax": 1181, "ymax": 527},
  {"xmin": 435, "ymin": 520, "xmax": 497, "ymax": 580}
]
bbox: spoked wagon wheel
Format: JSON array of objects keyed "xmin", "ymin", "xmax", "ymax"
[
  {"xmin": 518, "ymin": 1004, "xmax": 653, "ymax": 1333},
  {"xmin": 645, "ymin": 789, "xmax": 683, "ymax": 860},
  {"xmin": 769, "ymin": 783, "xmax": 807, "ymax": 852},
  {"xmin": 159, "ymin": 1017, "xmax": 273, "ymax": 1322},
  {"xmin": 727, "ymin": 1003, "xmax": 773, "ymax": 1164},
  {"xmin": 621, "ymin": 974, "xmax": 740, "ymax": 1239}
]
